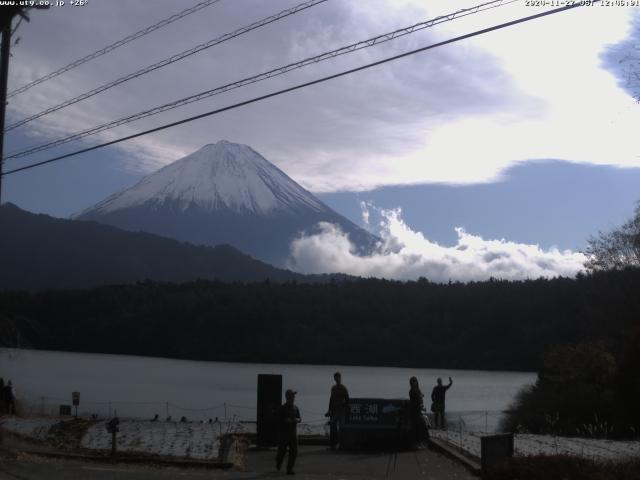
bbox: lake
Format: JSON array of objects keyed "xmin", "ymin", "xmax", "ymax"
[{"xmin": 0, "ymin": 348, "xmax": 535, "ymax": 432}]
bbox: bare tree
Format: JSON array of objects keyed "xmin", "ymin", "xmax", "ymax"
[
  {"xmin": 599, "ymin": 16, "xmax": 640, "ymax": 103},
  {"xmin": 586, "ymin": 203, "xmax": 640, "ymax": 271},
  {"xmin": 618, "ymin": 47, "xmax": 640, "ymax": 103}
]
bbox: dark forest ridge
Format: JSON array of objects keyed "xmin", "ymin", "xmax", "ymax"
[
  {"xmin": 0, "ymin": 203, "xmax": 347, "ymax": 290},
  {"xmin": 2, "ymin": 269, "xmax": 638, "ymax": 372}
]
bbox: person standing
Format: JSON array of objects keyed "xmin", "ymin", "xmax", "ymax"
[
  {"xmin": 5, "ymin": 380, "xmax": 15, "ymax": 415},
  {"xmin": 409, "ymin": 376, "xmax": 429, "ymax": 446},
  {"xmin": 431, "ymin": 377, "xmax": 453, "ymax": 429},
  {"xmin": 0, "ymin": 378, "xmax": 5, "ymax": 414},
  {"xmin": 325, "ymin": 372, "xmax": 349, "ymax": 450},
  {"xmin": 276, "ymin": 389, "xmax": 301, "ymax": 475}
]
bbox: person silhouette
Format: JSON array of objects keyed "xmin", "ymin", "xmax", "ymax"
[
  {"xmin": 5, "ymin": 380, "xmax": 15, "ymax": 415},
  {"xmin": 431, "ymin": 377, "xmax": 453, "ymax": 429},
  {"xmin": 325, "ymin": 372, "xmax": 349, "ymax": 450},
  {"xmin": 276, "ymin": 389, "xmax": 301, "ymax": 475},
  {"xmin": 409, "ymin": 376, "xmax": 429, "ymax": 447},
  {"xmin": 0, "ymin": 378, "xmax": 5, "ymax": 414}
]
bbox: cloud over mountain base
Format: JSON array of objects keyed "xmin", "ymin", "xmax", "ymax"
[{"xmin": 288, "ymin": 207, "xmax": 586, "ymax": 282}]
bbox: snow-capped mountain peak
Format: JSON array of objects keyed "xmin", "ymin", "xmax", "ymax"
[
  {"xmin": 76, "ymin": 141, "xmax": 377, "ymax": 266},
  {"xmin": 81, "ymin": 141, "xmax": 326, "ymax": 216}
]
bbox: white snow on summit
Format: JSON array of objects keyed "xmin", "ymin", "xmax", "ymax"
[{"xmin": 80, "ymin": 141, "xmax": 327, "ymax": 216}]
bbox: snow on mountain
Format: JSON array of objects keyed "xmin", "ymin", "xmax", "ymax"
[
  {"xmin": 79, "ymin": 141, "xmax": 326, "ymax": 216},
  {"xmin": 76, "ymin": 141, "xmax": 377, "ymax": 266}
]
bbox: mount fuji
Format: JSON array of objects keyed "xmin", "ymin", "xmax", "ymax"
[{"xmin": 76, "ymin": 141, "xmax": 377, "ymax": 266}]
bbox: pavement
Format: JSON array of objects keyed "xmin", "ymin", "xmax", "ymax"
[{"xmin": 0, "ymin": 445, "xmax": 477, "ymax": 480}]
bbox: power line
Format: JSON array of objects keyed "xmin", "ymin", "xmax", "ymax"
[
  {"xmin": 7, "ymin": 0, "xmax": 223, "ymax": 98},
  {"xmin": 10, "ymin": 15, "xmax": 24, "ymax": 37},
  {"xmin": 5, "ymin": 0, "xmax": 518, "ymax": 161},
  {"xmin": 1, "ymin": 1, "xmax": 592, "ymax": 178},
  {"xmin": 4, "ymin": 0, "xmax": 328, "ymax": 132}
]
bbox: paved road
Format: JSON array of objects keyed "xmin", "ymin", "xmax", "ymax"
[{"xmin": 0, "ymin": 446, "xmax": 476, "ymax": 480}]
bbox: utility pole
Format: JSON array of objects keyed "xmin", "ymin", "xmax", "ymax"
[
  {"xmin": 0, "ymin": 9, "xmax": 16, "ymax": 205},
  {"xmin": 0, "ymin": 6, "xmax": 47, "ymax": 204}
]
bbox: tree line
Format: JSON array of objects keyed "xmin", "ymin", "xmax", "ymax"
[{"xmin": 1, "ymin": 268, "xmax": 639, "ymax": 373}]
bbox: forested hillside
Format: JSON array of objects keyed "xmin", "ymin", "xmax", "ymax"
[
  {"xmin": 2, "ymin": 269, "xmax": 638, "ymax": 371},
  {"xmin": 0, "ymin": 203, "xmax": 320, "ymax": 290}
]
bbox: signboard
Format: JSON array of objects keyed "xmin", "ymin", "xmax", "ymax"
[
  {"xmin": 59, "ymin": 405, "xmax": 72, "ymax": 416},
  {"xmin": 481, "ymin": 433, "xmax": 514, "ymax": 473},
  {"xmin": 341, "ymin": 398, "xmax": 412, "ymax": 450},
  {"xmin": 346, "ymin": 398, "xmax": 409, "ymax": 427},
  {"xmin": 72, "ymin": 392, "xmax": 80, "ymax": 406}
]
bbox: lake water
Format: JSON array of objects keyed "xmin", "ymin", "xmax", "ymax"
[{"xmin": 0, "ymin": 348, "xmax": 535, "ymax": 432}]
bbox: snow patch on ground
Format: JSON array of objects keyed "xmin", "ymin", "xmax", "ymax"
[
  {"xmin": 0, "ymin": 416, "xmax": 67, "ymax": 441},
  {"xmin": 10, "ymin": 416, "xmax": 635, "ymax": 463},
  {"xmin": 2, "ymin": 416, "xmax": 327, "ymax": 461},
  {"xmin": 431, "ymin": 430, "xmax": 640, "ymax": 461},
  {"xmin": 81, "ymin": 420, "xmax": 230, "ymax": 460}
]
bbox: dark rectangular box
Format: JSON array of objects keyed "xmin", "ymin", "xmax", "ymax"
[
  {"xmin": 256, "ymin": 374, "xmax": 282, "ymax": 447},
  {"xmin": 481, "ymin": 433, "xmax": 514, "ymax": 473}
]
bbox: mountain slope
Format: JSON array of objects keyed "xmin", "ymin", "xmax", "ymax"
[
  {"xmin": 76, "ymin": 141, "xmax": 377, "ymax": 265},
  {"xmin": 0, "ymin": 203, "xmax": 316, "ymax": 291}
]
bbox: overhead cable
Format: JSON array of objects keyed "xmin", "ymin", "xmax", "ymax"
[
  {"xmin": 1, "ymin": 2, "xmax": 593, "ymax": 177},
  {"xmin": 4, "ymin": 0, "xmax": 328, "ymax": 132},
  {"xmin": 8, "ymin": 0, "xmax": 223, "ymax": 98},
  {"xmin": 5, "ymin": 0, "xmax": 517, "ymax": 160}
]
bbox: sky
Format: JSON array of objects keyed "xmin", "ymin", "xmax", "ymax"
[{"xmin": 2, "ymin": 0, "xmax": 640, "ymax": 281}]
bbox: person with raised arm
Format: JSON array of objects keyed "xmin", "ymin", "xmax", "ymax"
[{"xmin": 431, "ymin": 377, "xmax": 453, "ymax": 430}]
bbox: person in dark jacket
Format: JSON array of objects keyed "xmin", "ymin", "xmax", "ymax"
[
  {"xmin": 325, "ymin": 372, "xmax": 349, "ymax": 450},
  {"xmin": 431, "ymin": 377, "xmax": 453, "ymax": 429},
  {"xmin": 409, "ymin": 376, "xmax": 429, "ymax": 446},
  {"xmin": 0, "ymin": 378, "xmax": 5, "ymax": 414},
  {"xmin": 5, "ymin": 380, "xmax": 15, "ymax": 415},
  {"xmin": 276, "ymin": 389, "xmax": 301, "ymax": 475}
]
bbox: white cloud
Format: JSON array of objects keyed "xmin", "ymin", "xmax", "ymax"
[
  {"xmin": 5, "ymin": 0, "xmax": 537, "ymax": 189},
  {"xmin": 7, "ymin": 1, "xmax": 640, "ymax": 194},
  {"xmin": 288, "ymin": 206, "xmax": 586, "ymax": 281}
]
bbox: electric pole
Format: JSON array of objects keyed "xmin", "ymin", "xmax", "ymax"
[
  {"xmin": 0, "ymin": 6, "xmax": 47, "ymax": 204},
  {"xmin": 0, "ymin": 8, "xmax": 19, "ymax": 204}
]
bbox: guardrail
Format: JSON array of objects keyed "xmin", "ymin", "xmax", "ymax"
[{"xmin": 15, "ymin": 395, "xmax": 511, "ymax": 434}]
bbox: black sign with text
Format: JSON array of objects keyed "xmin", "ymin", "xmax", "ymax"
[{"xmin": 345, "ymin": 398, "xmax": 409, "ymax": 427}]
